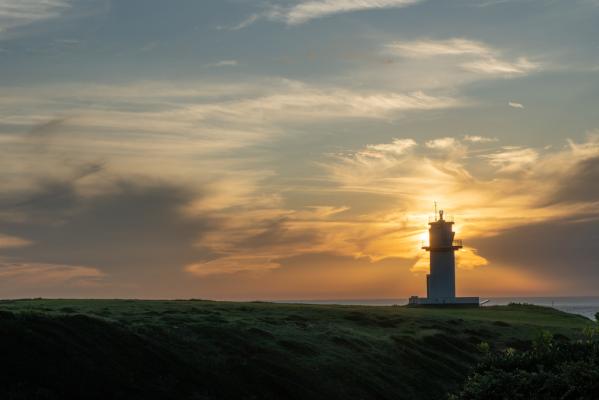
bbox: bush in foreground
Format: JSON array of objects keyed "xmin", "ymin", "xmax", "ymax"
[{"xmin": 451, "ymin": 330, "xmax": 599, "ymax": 400}]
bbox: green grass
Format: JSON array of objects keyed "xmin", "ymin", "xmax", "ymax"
[{"xmin": 0, "ymin": 299, "xmax": 593, "ymax": 400}]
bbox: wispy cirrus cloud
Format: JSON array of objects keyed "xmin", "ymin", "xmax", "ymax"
[
  {"xmin": 0, "ymin": 234, "xmax": 32, "ymax": 248},
  {"xmin": 462, "ymin": 57, "xmax": 538, "ymax": 75},
  {"xmin": 385, "ymin": 38, "xmax": 540, "ymax": 77},
  {"xmin": 508, "ymin": 101, "xmax": 525, "ymax": 108},
  {"xmin": 205, "ymin": 60, "xmax": 239, "ymax": 68},
  {"xmin": 463, "ymin": 135, "xmax": 498, "ymax": 143},
  {"xmin": 0, "ymin": 0, "xmax": 71, "ymax": 34},
  {"xmin": 225, "ymin": 0, "xmax": 423, "ymax": 29},
  {"xmin": 0, "ymin": 260, "xmax": 106, "ymax": 297},
  {"xmin": 482, "ymin": 146, "xmax": 539, "ymax": 172},
  {"xmin": 362, "ymin": 138, "xmax": 417, "ymax": 156},
  {"xmin": 0, "ymin": 262, "xmax": 103, "ymax": 286},
  {"xmin": 0, "ymin": 78, "xmax": 464, "ymax": 197},
  {"xmin": 0, "ymin": 79, "xmax": 463, "ymax": 148},
  {"xmin": 386, "ymin": 38, "xmax": 492, "ymax": 57},
  {"xmin": 425, "ymin": 137, "xmax": 460, "ymax": 149},
  {"xmin": 280, "ymin": 0, "xmax": 423, "ymax": 25}
]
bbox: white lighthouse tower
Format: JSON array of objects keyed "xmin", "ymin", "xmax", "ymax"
[{"xmin": 409, "ymin": 209, "xmax": 479, "ymax": 306}]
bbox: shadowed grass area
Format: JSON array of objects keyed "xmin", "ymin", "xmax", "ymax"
[{"xmin": 0, "ymin": 300, "xmax": 593, "ymax": 400}]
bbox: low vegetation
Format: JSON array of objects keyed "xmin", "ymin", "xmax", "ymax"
[
  {"xmin": 0, "ymin": 300, "xmax": 594, "ymax": 399},
  {"xmin": 452, "ymin": 327, "xmax": 599, "ymax": 399}
]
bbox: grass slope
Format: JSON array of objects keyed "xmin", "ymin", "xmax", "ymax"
[{"xmin": 0, "ymin": 300, "xmax": 592, "ymax": 400}]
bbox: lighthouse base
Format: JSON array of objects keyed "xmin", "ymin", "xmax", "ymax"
[{"xmin": 408, "ymin": 296, "xmax": 480, "ymax": 307}]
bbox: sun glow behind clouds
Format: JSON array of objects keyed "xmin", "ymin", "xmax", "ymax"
[
  {"xmin": 314, "ymin": 133, "xmax": 599, "ymax": 284},
  {"xmin": 179, "ymin": 132, "xmax": 599, "ymax": 292},
  {"xmin": 418, "ymin": 230, "xmax": 428, "ymax": 245},
  {"xmin": 4, "ymin": 81, "xmax": 598, "ymax": 296}
]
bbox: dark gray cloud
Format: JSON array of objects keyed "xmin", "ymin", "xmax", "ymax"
[
  {"xmin": 1, "ymin": 178, "xmax": 217, "ymax": 286},
  {"xmin": 470, "ymin": 216, "xmax": 599, "ymax": 291},
  {"xmin": 240, "ymin": 218, "xmax": 320, "ymax": 250},
  {"xmin": 22, "ymin": 118, "xmax": 72, "ymax": 155},
  {"xmin": 27, "ymin": 117, "xmax": 68, "ymax": 138},
  {"xmin": 0, "ymin": 114, "xmax": 223, "ymax": 296},
  {"xmin": 5, "ymin": 162, "xmax": 104, "ymax": 220},
  {"xmin": 548, "ymin": 156, "xmax": 599, "ymax": 205}
]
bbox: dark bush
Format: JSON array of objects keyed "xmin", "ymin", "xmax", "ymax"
[{"xmin": 451, "ymin": 334, "xmax": 599, "ymax": 400}]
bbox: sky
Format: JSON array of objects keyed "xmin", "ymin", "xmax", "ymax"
[{"xmin": 0, "ymin": 0, "xmax": 598, "ymax": 300}]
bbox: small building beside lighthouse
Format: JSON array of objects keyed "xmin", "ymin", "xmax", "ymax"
[{"xmin": 409, "ymin": 210, "xmax": 479, "ymax": 306}]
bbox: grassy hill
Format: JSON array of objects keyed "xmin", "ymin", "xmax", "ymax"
[{"xmin": 0, "ymin": 300, "xmax": 593, "ymax": 400}]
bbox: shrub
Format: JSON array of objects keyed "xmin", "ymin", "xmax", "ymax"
[
  {"xmin": 582, "ymin": 326, "xmax": 599, "ymax": 342},
  {"xmin": 532, "ymin": 330, "xmax": 554, "ymax": 352},
  {"xmin": 452, "ymin": 341, "xmax": 599, "ymax": 399},
  {"xmin": 476, "ymin": 342, "xmax": 490, "ymax": 354}
]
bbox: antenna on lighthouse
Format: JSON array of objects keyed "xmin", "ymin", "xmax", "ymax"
[{"xmin": 434, "ymin": 201, "xmax": 438, "ymax": 221}]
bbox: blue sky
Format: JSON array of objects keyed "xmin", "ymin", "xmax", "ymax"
[{"xmin": 0, "ymin": 0, "xmax": 598, "ymax": 299}]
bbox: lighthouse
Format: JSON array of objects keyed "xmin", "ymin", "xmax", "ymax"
[{"xmin": 409, "ymin": 209, "xmax": 479, "ymax": 306}]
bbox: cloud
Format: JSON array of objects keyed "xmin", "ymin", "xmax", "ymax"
[
  {"xmin": 186, "ymin": 208, "xmax": 419, "ymax": 278},
  {"xmin": 424, "ymin": 137, "xmax": 469, "ymax": 160},
  {"xmin": 0, "ymin": 234, "xmax": 31, "ymax": 248},
  {"xmin": 213, "ymin": 86, "xmax": 461, "ymax": 120},
  {"xmin": 425, "ymin": 137, "xmax": 459, "ymax": 149},
  {"xmin": 473, "ymin": 0, "xmax": 522, "ymax": 7},
  {"xmin": 183, "ymin": 253, "xmax": 420, "ymax": 300},
  {"xmin": 218, "ymin": 14, "xmax": 259, "ymax": 31},
  {"xmin": 1, "ymin": 78, "xmax": 595, "ymax": 294},
  {"xmin": 205, "ymin": 60, "xmax": 239, "ymax": 68},
  {"xmin": 0, "ymin": 262, "xmax": 103, "ymax": 286},
  {"xmin": 0, "ymin": 80, "xmax": 465, "ymax": 220},
  {"xmin": 0, "ymin": 175, "xmax": 252, "ymax": 297},
  {"xmin": 463, "ymin": 135, "xmax": 498, "ymax": 143},
  {"xmin": 0, "ymin": 0, "xmax": 71, "ymax": 34},
  {"xmin": 183, "ymin": 172, "xmax": 279, "ymax": 213},
  {"xmin": 461, "ymin": 57, "xmax": 538, "ymax": 75},
  {"xmin": 0, "ymin": 79, "xmax": 461, "ymax": 124},
  {"xmin": 185, "ymin": 256, "xmax": 280, "ymax": 277},
  {"xmin": 140, "ymin": 41, "xmax": 159, "ymax": 52},
  {"xmin": 0, "ymin": 260, "xmax": 107, "ymax": 297},
  {"xmin": 470, "ymin": 216, "xmax": 599, "ymax": 292},
  {"xmin": 386, "ymin": 38, "xmax": 540, "ymax": 77},
  {"xmin": 508, "ymin": 101, "xmax": 524, "ymax": 109},
  {"xmin": 549, "ymin": 154, "xmax": 599, "ymax": 204},
  {"xmin": 386, "ymin": 38, "xmax": 492, "ymax": 58},
  {"xmin": 229, "ymin": 0, "xmax": 423, "ymax": 28},
  {"xmin": 321, "ymin": 134, "xmax": 599, "ymax": 280},
  {"xmin": 282, "ymin": 0, "xmax": 422, "ymax": 25},
  {"xmin": 0, "ymin": 79, "xmax": 462, "ymax": 284},
  {"xmin": 482, "ymin": 147, "xmax": 538, "ymax": 172},
  {"xmin": 361, "ymin": 138, "xmax": 417, "ymax": 157},
  {"xmin": 0, "ymin": 80, "xmax": 463, "ymax": 177},
  {"xmin": 3, "ymin": 121, "xmax": 599, "ymax": 293}
]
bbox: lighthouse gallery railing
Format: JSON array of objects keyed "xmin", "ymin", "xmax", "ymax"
[{"xmin": 421, "ymin": 239, "xmax": 463, "ymax": 249}]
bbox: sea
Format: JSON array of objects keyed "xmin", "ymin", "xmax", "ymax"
[{"xmin": 282, "ymin": 297, "xmax": 599, "ymax": 320}]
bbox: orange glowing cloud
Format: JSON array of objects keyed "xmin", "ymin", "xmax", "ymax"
[{"xmin": 186, "ymin": 132, "xmax": 599, "ymax": 281}]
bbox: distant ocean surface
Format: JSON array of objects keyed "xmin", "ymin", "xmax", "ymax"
[{"xmin": 281, "ymin": 297, "xmax": 599, "ymax": 320}]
